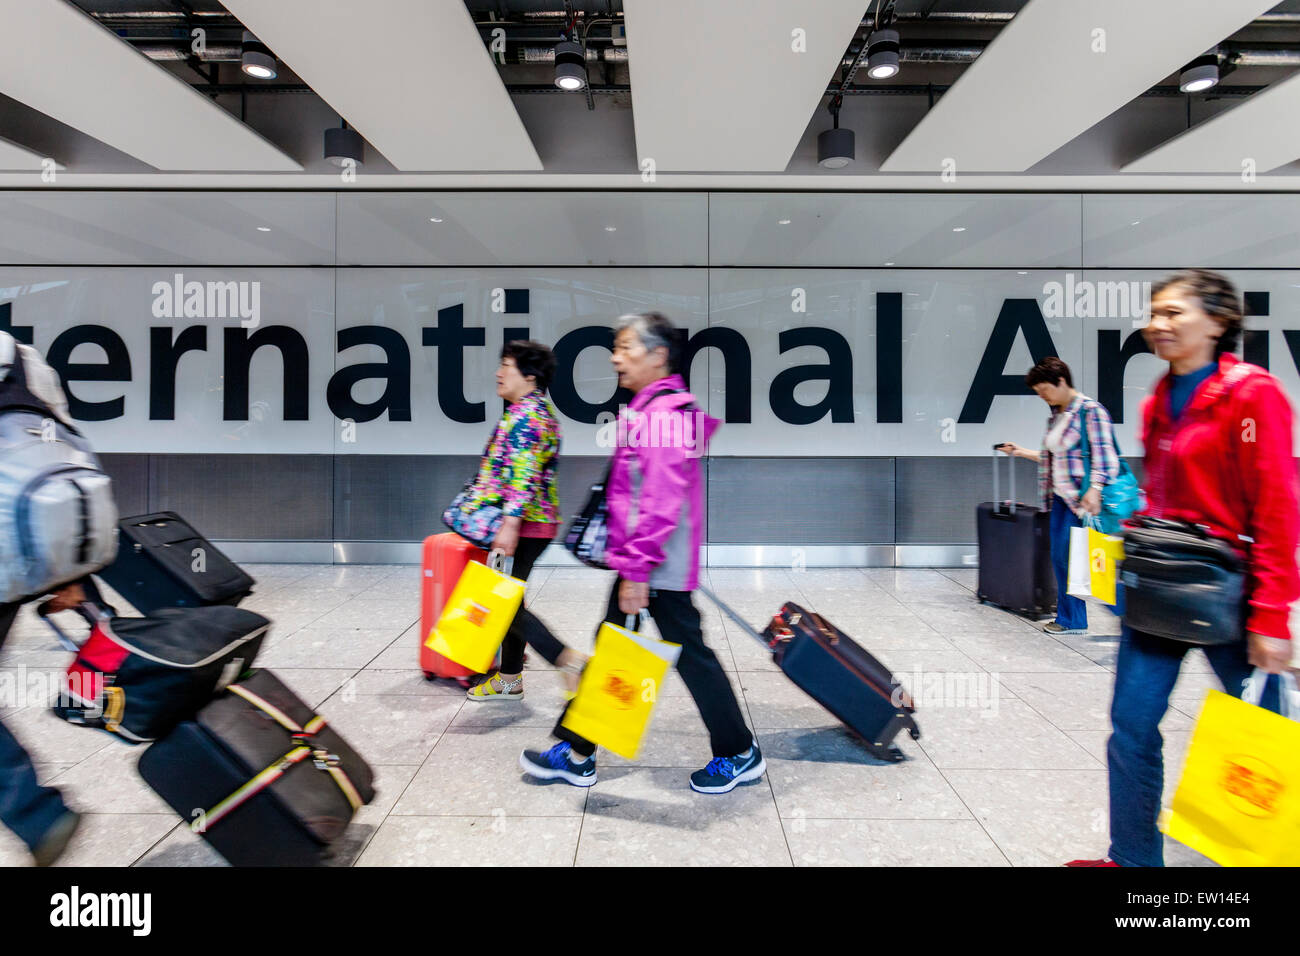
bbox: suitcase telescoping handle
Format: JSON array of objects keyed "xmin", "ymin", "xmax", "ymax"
[
  {"xmin": 698, "ymin": 586, "xmax": 778, "ymax": 651},
  {"xmin": 992, "ymin": 443, "xmax": 1016, "ymax": 515},
  {"xmin": 36, "ymin": 599, "xmax": 110, "ymax": 653}
]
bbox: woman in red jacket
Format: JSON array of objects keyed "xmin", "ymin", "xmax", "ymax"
[{"xmin": 1069, "ymin": 269, "xmax": 1299, "ymax": 867}]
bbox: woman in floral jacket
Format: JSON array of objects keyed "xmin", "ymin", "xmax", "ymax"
[{"xmin": 464, "ymin": 340, "xmax": 585, "ymax": 702}]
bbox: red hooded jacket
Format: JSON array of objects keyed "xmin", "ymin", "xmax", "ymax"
[{"xmin": 1137, "ymin": 353, "xmax": 1299, "ymax": 640}]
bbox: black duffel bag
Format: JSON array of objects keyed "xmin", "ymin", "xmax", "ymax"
[{"xmin": 1120, "ymin": 517, "xmax": 1248, "ymax": 646}]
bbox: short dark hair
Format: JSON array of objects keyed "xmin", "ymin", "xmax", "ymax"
[
  {"xmin": 617, "ymin": 311, "xmax": 683, "ymax": 374},
  {"xmin": 1025, "ymin": 356, "xmax": 1073, "ymax": 390},
  {"xmin": 1151, "ymin": 269, "xmax": 1243, "ymax": 357},
  {"xmin": 501, "ymin": 339, "xmax": 557, "ymax": 393}
]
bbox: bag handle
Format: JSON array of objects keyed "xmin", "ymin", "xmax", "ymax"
[
  {"xmin": 623, "ymin": 609, "xmax": 650, "ymax": 630},
  {"xmin": 487, "ymin": 549, "xmax": 515, "ymax": 578},
  {"xmin": 1241, "ymin": 668, "xmax": 1300, "ymax": 721}
]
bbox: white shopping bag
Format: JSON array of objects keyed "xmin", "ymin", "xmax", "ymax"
[{"xmin": 1066, "ymin": 525, "xmax": 1092, "ymax": 598}]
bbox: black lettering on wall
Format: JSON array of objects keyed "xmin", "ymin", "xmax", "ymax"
[
  {"xmin": 1243, "ymin": 292, "xmax": 1270, "ymax": 369},
  {"xmin": 47, "ymin": 325, "xmax": 131, "ymax": 421},
  {"xmin": 958, "ymin": 299, "xmax": 1058, "ymax": 423},
  {"xmin": 876, "ymin": 292, "xmax": 903, "ymax": 423},
  {"xmin": 504, "ymin": 289, "xmax": 529, "ymax": 314},
  {"xmin": 222, "ymin": 326, "xmax": 309, "ymax": 421},
  {"xmin": 684, "ymin": 326, "xmax": 751, "ymax": 423},
  {"xmin": 0, "ymin": 302, "xmax": 33, "ymax": 345},
  {"xmin": 149, "ymin": 326, "xmax": 207, "ymax": 420},
  {"xmin": 422, "ymin": 304, "xmax": 485, "ymax": 424},
  {"xmin": 1284, "ymin": 330, "xmax": 1300, "ymax": 377},
  {"xmin": 1095, "ymin": 329, "xmax": 1151, "ymax": 424},
  {"xmin": 550, "ymin": 325, "xmax": 624, "ymax": 424},
  {"xmin": 327, "ymin": 326, "xmax": 412, "ymax": 424},
  {"xmin": 769, "ymin": 327, "xmax": 854, "ymax": 425}
]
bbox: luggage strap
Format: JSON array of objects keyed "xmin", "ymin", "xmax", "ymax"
[{"xmin": 193, "ymin": 684, "xmax": 364, "ymax": 832}]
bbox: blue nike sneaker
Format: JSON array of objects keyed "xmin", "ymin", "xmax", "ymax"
[
  {"xmin": 689, "ymin": 743, "xmax": 766, "ymax": 794},
  {"xmin": 519, "ymin": 742, "xmax": 597, "ymax": 787}
]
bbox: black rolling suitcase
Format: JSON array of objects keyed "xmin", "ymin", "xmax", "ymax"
[
  {"xmin": 702, "ymin": 589, "xmax": 920, "ymax": 762},
  {"xmin": 138, "ymin": 669, "xmax": 374, "ymax": 867},
  {"xmin": 976, "ymin": 446, "xmax": 1056, "ymax": 617},
  {"xmin": 98, "ymin": 512, "xmax": 254, "ymax": 614}
]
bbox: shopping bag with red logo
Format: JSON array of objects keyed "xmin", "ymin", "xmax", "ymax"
[
  {"xmin": 561, "ymin": 613, "xmax": 682, "ymax": 760},
  {"xmin": 424, "ymin": 553, "xmax": 524, "ymax": 673},
  {"xmin": 1159, "ymin": 669, "xmax": 1300, "ymax": 866}
]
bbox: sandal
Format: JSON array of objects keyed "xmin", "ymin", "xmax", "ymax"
[{"xmin": 466, "ymin": 672, "xmax": 524, "ymax": 703}]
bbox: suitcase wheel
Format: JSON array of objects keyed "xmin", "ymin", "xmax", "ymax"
[{"xmin": 422, "ymin": 671, "xmax": 436, "ymax": 682}]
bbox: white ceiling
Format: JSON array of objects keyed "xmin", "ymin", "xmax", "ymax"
[
  {"xmin": 221, "ymin": 0, "xmax": 542, "ymax": 172},
  {"xmin": 881, "ymin": 0, "xmax": 1282, "ymax": 173},
  {"xmin": 0, "ymin": 0, "xmax": 1299, "ymax": 188},
  {"xmin": 623, "ymin": 0, "xmax": 868, "ymax": 172},
  {"xmin": 0, "ymin": 0, "xmax": 300, "ymax": 171},
  {"xmin": 1123, "ymin": 69, "xmax": 1300, "ymax": 173},
  {"xmin": 0, "ymin": 135, "xmax": 53, "ymax": 171}
]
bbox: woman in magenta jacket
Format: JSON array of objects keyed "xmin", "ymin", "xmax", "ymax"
[{"xmin": 519, "ymin": 312, "xmax": 764, "ymax": 795}]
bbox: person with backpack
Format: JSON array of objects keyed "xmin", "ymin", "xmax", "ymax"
[
  {"xmin": 0, "ymin": 331, "xmax": 96, "ymax": 865},
  {"xmin": 1067, "ymin": 269, "xmax": 1299, "ymax": 867},
  {"xmin": 996, "ymin": 356, "xmax": 1123, "ymax": 635},
  {"xmin": 518, "ymin": 312, "xmax": 764, "ymax": 794}
]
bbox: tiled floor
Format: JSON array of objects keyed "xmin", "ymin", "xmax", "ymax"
[{"xmin": 0, "ymin": 564, "xmax": 1230, "ymax": 867}]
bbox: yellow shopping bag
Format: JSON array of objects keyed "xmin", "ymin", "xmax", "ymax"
[
  {"xmin": 1087, "ymin": 524, "xmax": 1124, "ymax": 606},
  {"xmin": 561, "ymin": 615, "xmax": 682, "ymax": 760},
  {"xmin": 1160, "ymin": 671, "xmax": 1300, "ymax": 866},
  {"xmin": 425, "ymin": 556, "xmax": 524, "ymax": 673}
]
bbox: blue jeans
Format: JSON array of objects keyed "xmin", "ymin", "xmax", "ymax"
[
  {"xmin": 0, "ymin": 602, "xmax": 70, "ymax": 850},
  {"xmin": 1050, "ymin": 495, "xmax": 1087, "ymax": 629},
  {"xmin": 1107, "ymin": 624, "xmax": 1281, "ymax": 866}
]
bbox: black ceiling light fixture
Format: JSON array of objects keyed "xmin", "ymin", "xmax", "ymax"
[
  {"xmin": 324, "ymin": 120, "xmax": 364, "ymax": 166},
  {"xmin": 866, "ymin": 28, "xmax": 900, "ymax": 79},
  {"xmin": 554, "ymin": 39, "xmax": 587, "ymax": 90},
  {"xmin": 240, "ymin": 30, "xmax": 277, "ymax": 80},
  {"xmin": 818, "ymin": 95, "xmax": 854, "ymax": 169},
  {"xmin": 1179, "ymin": 52, "xmax": 1220, "ymax": 93}
]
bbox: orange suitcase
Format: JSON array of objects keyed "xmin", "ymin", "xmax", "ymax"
[{"xmin": 420, "ymin": 533, "xmax": 490, "ymax": 685}]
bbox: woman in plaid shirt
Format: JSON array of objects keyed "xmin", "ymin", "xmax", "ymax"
[{"xmin": 996, "ymin": 357, "xmax": 1121, "ymax": 635}]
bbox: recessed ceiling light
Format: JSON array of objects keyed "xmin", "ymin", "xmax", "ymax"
[
  {"xmin": 884, "ymin": 262, "xmax": 895, "ymax": 266},
  {"xmin": 604, "ymin": 225, "xmax": 617, "ymax": 232},
  {"xmin": 778, "ymin": 219, "xmax": 791, "ymax": 225},
  {"xmin": 1017, "ymin": 270, "xmax": 1028, "ymax": 275},
  {"xmin": 1130, "ymin": 220, "xmax": 1141, "ymax": 226},
  {"xmin": 952, "ymin": 227, "xmax": 966, "ymax": 232},
  {"xmin": 429, "ymin": 217, "xmax": 443, "ymax": 223},
  {"xmin": 256, "ymin": 226, "xmax": 271, "ymax": 232}
]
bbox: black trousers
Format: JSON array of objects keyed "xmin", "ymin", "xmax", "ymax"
[
  {"xmin": 552, "ymin": 578, "xmax": 753, "ymax": 760},
  {"xmin": 499, "ymin": 536, "xmax": 566, "ymax": 673},
  {"xmin": 0, "ymin": 601, "xmax": 70, "ymax": 850}
]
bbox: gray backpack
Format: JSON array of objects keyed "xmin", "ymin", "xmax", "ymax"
[{"xmin": 0, "ymin": 336, "xmax": 118, "ymax": 603}]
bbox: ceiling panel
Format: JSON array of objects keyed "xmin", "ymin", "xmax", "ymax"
[
  {"xmin": 222, "ymin": 0, "xmax": 542, "ymax": 172},
  {"xmin": 0, "ymin": 135, "xmax": 54, "ymax": 172},
  {"xmin": 881, "ymin": 0, "xmax": 1280, "ymax": 173},
  {"xmin": 1123, "ymin": 71, "xmax": 1300, "ymax": 173},
  {"xmin": 623, "ymin": 0, "xmax": 869, "ymax": 172},
  {"xmin": 0, "ymin": 0, "xmax": 300, "ymax": 171}
]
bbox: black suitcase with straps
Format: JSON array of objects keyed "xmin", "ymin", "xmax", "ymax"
[
  {"xmin": 97, "ymin": 511, "xmax": 255, "ymax": 614},
  {"xmin": 138, "ymin": 668, "xmax": 375, "ymax": 867},
  {"xmin": 976, "ymin": 446, "xmax": 1056, "ymax": 617},
  {"xmin": 701, "ymin": 588, "xmax": 920, "ymax": 762}
]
